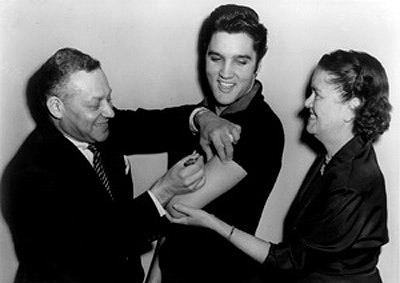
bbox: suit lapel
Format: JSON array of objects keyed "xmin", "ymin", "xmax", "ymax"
[{"xmin": 45, "ymin": 127, "xmax": 115, "ymax": 203}]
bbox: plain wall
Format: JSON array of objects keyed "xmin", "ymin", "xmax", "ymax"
[{"xmin": 0, "ymin": 0, "xmax": 399, "ymax": 282}]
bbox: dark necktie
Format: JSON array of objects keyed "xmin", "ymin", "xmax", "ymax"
[{"xmin": 88, "ymin": 144, "xmax": 114, "ymax": 201}]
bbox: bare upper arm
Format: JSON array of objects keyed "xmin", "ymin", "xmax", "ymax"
[{"xmin": 166, "ymin": 155, "xmax": 247, "ymax": 217}]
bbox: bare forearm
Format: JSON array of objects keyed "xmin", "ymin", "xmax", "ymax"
[
  {"xmin": 210, "ymin": 215, "xmax": 270, "ymax": 263},
  {"xmin": 171, "ymin": 204, "xmax": 270, "ymax": 264}
]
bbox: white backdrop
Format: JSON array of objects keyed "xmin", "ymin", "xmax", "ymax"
[{"xmin": 1, "ymin": 1, "xmax": 399, "ymax": 282}]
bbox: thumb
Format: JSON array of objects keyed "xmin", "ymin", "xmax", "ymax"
[{"xmin": 172, "ymin": 203, "xmax": 192, "ymax": 215}]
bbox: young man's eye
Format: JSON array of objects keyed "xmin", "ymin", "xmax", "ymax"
[
  {"xmin": 209, "ymin": 55, "xmax": 221, "ymax": 62},
  {"xmin": 236, "ymin": 60, "xmax": 248, "ymax": 65}
]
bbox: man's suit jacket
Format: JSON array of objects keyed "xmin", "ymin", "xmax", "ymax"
[{"xmin": 1, "ymin": 106, "xmax": 195, "ymax": 283}]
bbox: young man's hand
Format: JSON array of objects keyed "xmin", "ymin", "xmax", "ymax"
[{"xmin": 196, "ymin": 110, "xmax": 241, "ymax": 161}]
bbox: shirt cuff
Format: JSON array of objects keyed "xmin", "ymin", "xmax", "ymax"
[
  {"xmin": 147, "ymin": 190, "xmax": 167, "ymax": 217},
  {"xmin": 123, "ymin": 156, "xmax": 131, "ymax": 175},
  {"xmin": 189, "ymin": 107, "xmax": 210, "ymax": 134}
]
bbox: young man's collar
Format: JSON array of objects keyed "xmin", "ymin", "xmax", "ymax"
[{"xmin": 204, "ymin": 80, "xmax": 261, "ymax": 116}]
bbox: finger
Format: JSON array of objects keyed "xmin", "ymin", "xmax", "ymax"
[
  {"xmin": 184, "ymin": 169, "xmax": 205, "ymax": 190},
  {"xmin": 231, "ymin": 126, "xmax": 241, "ymax": 144},
  {"xmin": 173, "ymin": 203, "xmax": 193, "ymax": 215},
  {"xmin": 200, "ymin": 140, "xmax": 214, "ymax": 161},
  {"xmin": 180, "ymin": 161, "xmax": 203, "ymax": 179},
  {"xmin": 181, "ymin": 152, "xmax": 200, "ymax": 167},
  {"xmin": 189, "ymin": 175, "xmax": 206, "ymax": 192},
  {"xmin": 178, "ymin": 159, "xmax": 204, "ymax": 181},
  {"xmin": 180, "ymin": 155, "xmax": 203, "ymax": 174},
  {"xmin": 166, "ymin": 205, "xmax": 190, "ymax": 222},
  {"xmin": 167, "ymin": 205, "xmax": 192, "ymax": 224},
  {"xmin": 165, "ymin": 212, "xmax": 173, "ymax": 222},
  {"xmin": 194, "ymin": 155, "xmax": 204, "ymax": 168},
  {"xmin": 221, "ymin": 134, "xmax": 234, "ymax": 161},
  {"xmin": 168, "ymin": 216, "xmax": 188, "ymax": 225},
  {"xmin": 203, "ymin": 146, "xmax": 213, "ymax": 161},
  {"xmin": 234, "ymin": 124, "xmax": 242, "ymax": 135},
  {"xmin": 212, "ymin": 137, "xmax": 227, "ymax": 162},
  {"xmin": 168, "ymin": 206, "xmax": 186, "ymax": 219},
  {"xmin": 197, "ymin": 175, "xmax": 206, "ymax": 188}
]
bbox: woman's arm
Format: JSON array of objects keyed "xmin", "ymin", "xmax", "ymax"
[
  {"xmin": 166, "ymin": 155, "xmax": 247, "ymax": 218},
  {"xmin": 170, "ymin": 204, "xmax": 271, "ymax": 263}
]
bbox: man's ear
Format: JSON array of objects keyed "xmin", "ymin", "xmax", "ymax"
[
  {"xmin": 255, "ymin": 63, "xmax": 262, "ymax": 76},
  {"xmin": 46, "ymin": 96, "xmax": 64, "ymax": 119}
]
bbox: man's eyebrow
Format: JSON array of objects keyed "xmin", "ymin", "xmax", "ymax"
[
  {"xmin": 235, "ymin": 54, "xmax": 252, "ymax": 60},
  {"xmin": 207, "ymin": 51, "xmax": 253, "ymax": 60},
  {"xmin": 207, "ymin": 50, "xmax": 221, "ymax": 56}
]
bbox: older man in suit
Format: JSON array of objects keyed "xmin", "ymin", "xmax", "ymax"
[{"xmin": 1, "ymin": 48, "xmax": 239, "ymax": 283}]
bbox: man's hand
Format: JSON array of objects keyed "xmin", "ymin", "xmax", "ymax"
[
  {"xmin": 150, "ymin": 153, "xmax": 205, "ymax": 207},
  {"xmin": 196, "ymin": 110, "xmax": 241, "ymax": 161}
]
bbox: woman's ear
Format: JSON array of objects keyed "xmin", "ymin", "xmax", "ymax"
[
  {"xmin": 349, "ymin": 97, "xmax": 361, "ymax": 110},
  {"xmin": 46, "ymin": 96, "xmax": 64, "ymax": 119},
  {"xmin": 344, "ymin": 97, "xmax": 361, "ymax": 123}
]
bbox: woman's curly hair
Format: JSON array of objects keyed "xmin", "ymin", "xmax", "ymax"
[{"xmin": 318, "ymin": 49, "xmax": 392, "ymax": 141}]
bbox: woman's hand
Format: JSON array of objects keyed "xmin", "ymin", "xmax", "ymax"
[
  {"xmin": 168, "ymin": 204, "xmax": 216, "ymax": 230},
  {"xmin": 170, "ymin": 203, "xmax": 271, "ymax": 263}
]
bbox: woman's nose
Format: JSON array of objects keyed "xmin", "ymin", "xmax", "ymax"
[{"xmin": 304, "ymin": 94, "xmax": 314, "ymax": 108}]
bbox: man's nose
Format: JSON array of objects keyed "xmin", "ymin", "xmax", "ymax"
[
  {"xmin": 219, "ymin": 62, "xmax": 234, "ymax": 79},
  {"xmin": 102, "ymin": 102, "xmax": 115, "ymax": 118}
]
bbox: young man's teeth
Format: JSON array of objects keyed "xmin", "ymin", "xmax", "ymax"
[{"xmin": 219, "ymin": 82, "xmax": 234, "ymax": 88}]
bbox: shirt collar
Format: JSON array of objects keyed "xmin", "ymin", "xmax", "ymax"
[
  {"xmin": 63, "ymin": 134, "xmax": 90, "ymax": 151},
  {"xmin": 205, "ymin": 80, "xmax": 261, "ymax": 116}
]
